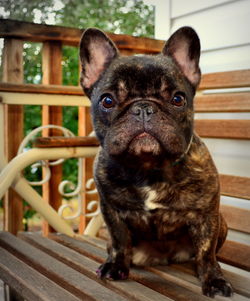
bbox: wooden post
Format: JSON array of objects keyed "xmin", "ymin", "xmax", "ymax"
[
  {"xmin": 42, "ymin": 41, "xmax": 63, "ymax": 235},
  {"xmin": 78, "ymin": 106, "xmax": 92, "ymax": 234},
  {"xmin": 2, "ymin": 38, "xmax": 24, "ymax": 235},
  {"xmin": 77, "ymin": 57, "xmax": 97, "ymax": 234}
]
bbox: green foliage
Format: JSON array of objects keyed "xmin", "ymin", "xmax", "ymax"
[
  {"xmin": 0, "ymin": 0, "xmax": 54, "ymax": 22},
  {"xmin": 23, "ymin": 43, "xmax": 42, "ymax": 84},
  {"xmin": 55, "ymin": 0, "xmax": 154, "ymax": 37},
  {"xmin": 62, "ymin": 46, "xmax": 79, "ymax": 86},
  {"xmin": 24, "ymin": 105, "xmax": 42, "ymax": 135}
]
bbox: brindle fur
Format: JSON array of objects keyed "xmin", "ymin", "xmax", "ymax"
[{"xmin": 79, "ymin": 27, "xmax": 233, "ymax": 297}]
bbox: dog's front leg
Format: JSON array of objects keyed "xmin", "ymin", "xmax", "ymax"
[
  {"xmin": 97, "ymin": 202, "xmax": 131, "ymax": 280},
  {"xmin": 189, "ymin": 213, "xmax": 233, "ymax": 297}
]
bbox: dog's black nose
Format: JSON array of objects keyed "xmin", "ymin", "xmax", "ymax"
[{"xmin": 131, "ymin": 102, "xmax": 156, "ymax": 122}]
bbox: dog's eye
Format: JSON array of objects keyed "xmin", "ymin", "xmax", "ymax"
[
  {"xmin": 101, "ymin": 95, "xmax": 116, "ymax": 109},
  {"xmin": 172, "ymin": 93, "xmax": 186, "ymax": 107}
]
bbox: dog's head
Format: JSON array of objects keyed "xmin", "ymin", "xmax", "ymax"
[{"xmin": 79, "ymin": 27, "xmax": 200, "ymax": 161}]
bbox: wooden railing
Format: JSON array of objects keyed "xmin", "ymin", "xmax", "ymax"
[{"xmin": 0, "ymin": 18, "xmax": 164, "ymax": 235}]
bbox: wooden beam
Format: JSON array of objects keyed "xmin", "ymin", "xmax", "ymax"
[
  {"xmin": 42, "ymin": 41, "xmax": 63, "ymax": 235},
  {"xmin": 78, "ymin": 107, "xmax": 98, "ymax": 234},
  {"xmin": 194, "ymin": 92, "xmax": 250, "ymax": 112},
  {"xmin": 0, "ymin": 82, "xmax": 83, "ymax": 95},
  {"xmin": 0, "ymin": 92, "xmax": 89, "ymax": 106},
  {"xmin": 0, "ymin": 18, "xmax": 164, "ymax": 53},
  {"xmin": 217, "ymin": 240, "xmax": 250, "ymax": 271},
  {"xmin": 33, "ymin": 136, "xmax": 99, "ymax": 148},
  {"xmin": 221, "ymin": 205, "xmax": 250, "ymax": 234},
  {"xmin": 2, "ymin": 38, "xmax": 24, "ymax": 235},
  {"xmin": 195, "ymin": 119, "xmax": 250, "ymax": 139},
  {"xmin": 199, "ymin": 69, "xmax": 250, "ymax": 89},
  {"xmin": 78, "ymin": 107, "xmax": 88, "ymax": 234},
  {"xmin": 220, "ymin": 174, "xmax": 250, "ymax": 200}
]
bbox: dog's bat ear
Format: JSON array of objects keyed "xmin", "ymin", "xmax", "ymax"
[
  {"xmin": 79, "ymin": 28, "xmax": 119, "ymax": 95},
  {"xmin": 163, "ymin": 27, "xmax": 201, "ymax": 87}
]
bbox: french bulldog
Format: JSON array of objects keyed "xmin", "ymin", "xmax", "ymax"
[{"xmin": 79, "ymin": 26, "xmax": 233, "ymax": 298}]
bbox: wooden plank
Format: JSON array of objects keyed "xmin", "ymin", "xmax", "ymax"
[
  {"xmin": 147, "ymin": 266, "xmax": 249, "ymax": 301},
  {"xmin": 194, "ymin": 92, "xmax": 250, "ymax": 112},
  {"xmin": 0, "ymin": 82, "xmax": 84, "ymax": 95},
  {"xmin": 0, "ymin": 232, "xmax": 127, "ymax": 301},
  {"xmin": 0, "ymin": 19, "xmax": 164, "ymax": 53},
  {"xmin": 0, "ymin": 246, "xmax": 79, "ymax": 301},
  {"xmin": 86, "ymin": 235, "xmax": 250, "ymax": 297},
  {"xmin": 217, "ymin": 240, "xmax": 250, "ymax": 272},
  {"xmin": 2, "ymin": 38, "xmax": 24, "ymax": 235},
  {"xmin": 220, "ymin": 205, "xmax": 250, "ymax": 234},
  {"xmin": 33, "ymin": 136, "xmax": 99, "ymax": 148},
  {"xmin": 78, "ymin": 106, "xmax": 95, "ymax": 234},
  {"xmin": 0, "ymin": 92, "xmax": 90, "ymax": 106},
  {"xmin": 150, "ymin": 263, "xmax": 250, "ymax": 299},
  {"xmin": 220, "ymin": 174, "xmax": 250, "ymax": 200},
  {"xmin": 88, "ymin": 233, "xmax": 250, "ymax": 297},
  {"xmin": 42, "ymin": 41, "xmax": 63, "ymax": 85},
  {"xmin": 50, "ymin": 234, "xmax": 218, "ymax": 301},
  {"xmin": 194, "ymin": 119, "xmax": 250, "ymax": 139},
  {"xmin": 42, "ymin": 41, "xmax": 63, "ymax": 235},
  {"xmin": 20, "ymin": 232, "xmax": 172, "ymax": 301},
  {"xmin": 199, "ymin": 70, "xmax": 250, "ymax": 89},
  {"xmin": 78, "ymin": 106, "xmax": 88, "ymax": 233},
  {"xmin": 79, "ymin": 107, "xmax": 99, "ymax": 234}
]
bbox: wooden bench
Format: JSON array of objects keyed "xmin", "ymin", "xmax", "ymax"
[
  {"xmin": 0, "ymin": 231, "xmax": 249, "ymax": 301},
  {"xmin": 0, "ymin": 230, "xmax": 249, "ymax": 301},
  {"xmin": 0, "ymin": 69, "xmax": 250, "ymax": 300}
]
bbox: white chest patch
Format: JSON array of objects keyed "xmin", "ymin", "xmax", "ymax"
[{"xmin": 143, "ymin": 187, "xmax": 165, "ymax": 210}]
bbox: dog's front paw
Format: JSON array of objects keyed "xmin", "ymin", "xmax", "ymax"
[
  {"xmin": 202, "ymin": 277, "xmax": 233, "ymax": 298},
  {"xmin": 96, "ymin": 262, "xmax": 129, "ymax": 280}
]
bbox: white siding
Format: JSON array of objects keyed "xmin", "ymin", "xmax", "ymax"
[
  {"xmin": 171, "ymin": 0, "xmax": 234, "ymax": 18},
  {"xmin": 153, "ymin": 0, "xmax": 250, "ymax": 72}
]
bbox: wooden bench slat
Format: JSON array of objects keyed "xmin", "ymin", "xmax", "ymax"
[
  {"xmin": 221, "ymin": 205, "xmax": 250, "ymax": 234},
  {"xmin": 87, "ymin": 227, "xmax": 250, "ymax": 278},
  {"xmin": 0, "ymin": 232, "xmax": 127, "ymax": 301},
  {"xmin": 33, "ymin": 136, "xmax": 100, "ymax": 148},
  {"xmin": 194, "ymin": 92, "xmax": 250, "ymax": 112},
  {"xmin": 153, "ymin": 263, "xmax": 250, "ymax": 299},
  {"xmin": 217, "ymin": 240, "xmax": 250, "ymax": 272},
  {"xmin": 129, "ymin": 267, "xmax": 211, "ymax": 301},
  {"xmin": 194, "ymin": 119, "xmax": 250, "ymax": 139},
  {"xmin": 51, "ymin": 233, "xmax": 250, "ymax": 299},
  {"xmin": 220, "ymin": 174, "xmax": 250, "ymax": 200},
  {"xmin": 160, "ymin": 261, "xmax": 250, "ymax": 299},
  {"xmin": 199, "ymin": 69, "xmax": 250, "ymax": 89},
  {"xmin": 0, "ymin": 246, "xmax": 79, "ymax": 301},
  {"xmin": 20, "ymin": 232, "xmax": 171, "ymax": 301},
  {"xmin": 0, "ymin": 82, "xmax": 84, "ymax": 95},
  {"xmin": 89, "ymin": 235, "xmax": 250, "ymax": 298},
  {"xmin": 51, "ymin": 234, "xmax": 213, "ymax": 301},
  {"xmin": 83, "ymin": 233, "xmax": 250, "ymax": 296},
  {"xmin": 147, "ymin": 266, "xmax": 249, "ymax": 301}
]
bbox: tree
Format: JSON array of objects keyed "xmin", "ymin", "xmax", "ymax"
[{"xmin": 56, "ymin": 0, "xmax": 154, "ymax": 37}]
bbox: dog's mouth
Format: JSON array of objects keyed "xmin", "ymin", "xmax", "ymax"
[{"xmin": 128, "ymin": 131, "xmax": 162, "ymax": 156}]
